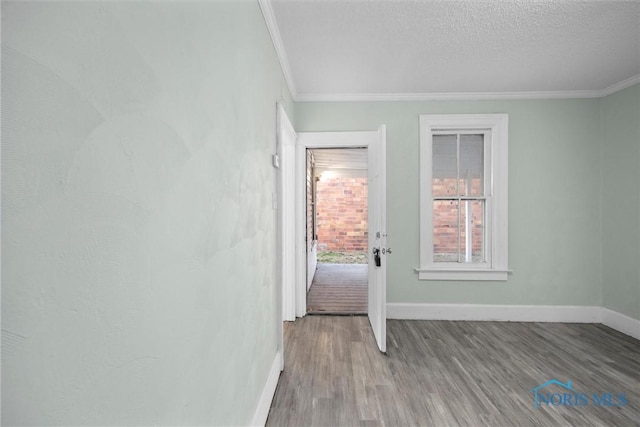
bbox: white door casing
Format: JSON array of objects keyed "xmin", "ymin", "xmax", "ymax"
[
  {"xmin": 295, "ymin": 127, "xmax": 387, "ymax": 352},
  {"xmin": 277, "ymin": 103, "xmax": 297, "ymax": 324}
]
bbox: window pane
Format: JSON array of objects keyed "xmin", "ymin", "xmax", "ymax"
[
  {"xmin": 432, "ymin": 135, "xmax": 457, "ymax": 197},
  {"xmin": 460, "ymin": 200, "xmax": 485, "ymax": 263},
  {"xmin": 459, "ymin": 134, "xmax": 484, "ymax": 196},
  {"xmin": 433, "ymin": 200, "xmax": 458, "ymax": 262}
]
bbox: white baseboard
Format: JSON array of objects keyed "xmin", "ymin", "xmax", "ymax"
[
  {"xmin": 386, "ymin": 303, "xmax": 601, "ymax": 323},
  {"xmin": 387, "ymin": 303, "xmax": 640, "ymax": 340},
  {"xmin": 250, "ymin": 351, "xmax": 282, "ymax": 427},
  {"xmin": 601, "ymin": 308, "xmax": 640, "ymax": 340}
]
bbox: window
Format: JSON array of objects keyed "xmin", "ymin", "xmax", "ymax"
[{"xmin": 417, "ymin": 114, "xmax": 509, "ymax": 281}]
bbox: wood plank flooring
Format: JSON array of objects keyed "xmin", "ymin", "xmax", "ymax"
[
  {"xmin": 307, "ymin": 263, "xmax": 367, "ymax": 315},
  {"xmin": 266, "ymin": 316, "xmax": 640, "ymax": 426}
]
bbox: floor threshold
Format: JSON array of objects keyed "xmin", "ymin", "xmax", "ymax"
[{"xmin": 307, "ymin": 311, "xmax": 367, "ymax": 316}]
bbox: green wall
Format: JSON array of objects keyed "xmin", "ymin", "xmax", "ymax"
[
  {"xmin": 2, "ymin": 1, "xmax": 292, "ymax": 425},
  {"xmin": 295, "ymin": 99, "xmax": 604, "ymax": 306},
  {"xmin": 602, "ymin": 84, "xmax": 640, "ymax": 320},
  {"xmin": 1, "ymin": 0, "xmax": 637, "ymax": 424}
]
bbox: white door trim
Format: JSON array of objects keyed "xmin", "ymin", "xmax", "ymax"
[
  {"xmin": 298, "ymin": 131, "xmax": 384, "ymax": 148},
  {"xmin": 296, "ymin": 131, "xmax": 378, "ymax": 317},
  {"xmin": 277, "ymin": 103, "xmax": 297, "ymax": 325}
]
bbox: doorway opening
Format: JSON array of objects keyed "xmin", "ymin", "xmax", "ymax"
[{"xmin": 306, "ymin": 148, "xmax": 368, "ymax": 315}]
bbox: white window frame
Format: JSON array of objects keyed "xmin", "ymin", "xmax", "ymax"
[{"xmin": 417, "ymin": 114, "xmax": 510, "ymax": 281}]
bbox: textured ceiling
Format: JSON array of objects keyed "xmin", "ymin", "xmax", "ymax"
[{"xmin": 267, "ymin": 0, "xmax": 640, "ymax": 100}]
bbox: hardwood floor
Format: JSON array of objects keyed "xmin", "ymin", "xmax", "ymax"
[
  {"xmin": 266, "ymin": 316, "xmax": 640, "ymax": 426},
  {"xmin": 307, "ymin": 263, "xmax": 367, "ymax": 314}
]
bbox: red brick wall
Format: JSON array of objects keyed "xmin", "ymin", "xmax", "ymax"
[
  {"xmin": 316, "ymin": 176, "xmax": 368, "ymax": 252},
  {"xmin": 432, "ymin": 178, "xmax": 484, "ymax": 256},
  {"xmin": 315, "ymin": 176, "xmax": 483, "ymax": 255}
]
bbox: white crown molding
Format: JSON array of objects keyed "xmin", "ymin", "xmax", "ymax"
[
  {"xmin": 250, "ymin": 350, "xmax": 282, "ymax": 427},
  {"xmin": 294, "ymin": 84, "xmax": 640, "ymax": 102},
  {"xmin": 259, "ymin": 0, "xmax": 298, "ymax": 99},
  {"xmin": 295, "ymin": 90, "xmax": 601, "ymax": 102},
  {"xmin": 599, "ymin": 74, "xmax": 640, "ymax": 97}
]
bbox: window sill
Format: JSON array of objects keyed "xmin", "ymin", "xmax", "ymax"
[{"xmin": 415, "ymin": 267, "xmax": 511, "ymax": 281}]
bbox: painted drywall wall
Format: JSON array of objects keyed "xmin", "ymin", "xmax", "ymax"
[
  {"xmin": 602, "ymin": 83, "xmax": 640, "ymax": 320},
  {"xmin": 295, "ymin": 99, "xmax": 603, "ymax": 306},
  {"xmin": 1, "ymin": 1, "xmax": 292, "ymax": 425}
]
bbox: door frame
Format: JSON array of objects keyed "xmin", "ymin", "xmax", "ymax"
[
  {"xmin": 294, "ymin": 129, "xmax": 387, "ymax": 328},
  {"xmin": 277, "ymin": 103, "xmax": 297, "ymax": 326}
]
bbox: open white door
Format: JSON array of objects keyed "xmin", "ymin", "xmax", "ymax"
[{"xmin": 367, "ymin": 126, "xmax": 387, "ymax": 353}]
